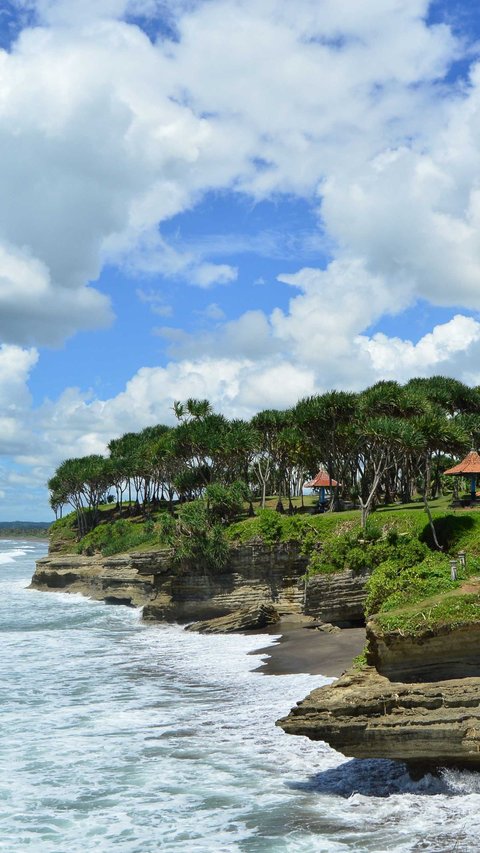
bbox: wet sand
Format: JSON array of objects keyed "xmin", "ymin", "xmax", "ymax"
[{"xmin": 250, "ymin": 617, "xmax": 366, "ymax": 677}]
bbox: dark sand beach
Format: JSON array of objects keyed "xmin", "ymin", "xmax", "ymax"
[{"xmin": 251, "ymin": 617, "xmax": 366, "ymax": 677}]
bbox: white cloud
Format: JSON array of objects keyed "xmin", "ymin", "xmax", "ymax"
[
  {"xmin": 199, "ymin": 303, "xmax": 226, "ymax": 321},
  {"xmin": 0, "ymin": 343, "xmax": 38, "ymax": 455},
  {"xmin": 0, "ymin": 0, "xmax": 466, "ymax": 349},
  {"xmin": 188, "ymin": 262, "xmax": 237, "ymax": 288},
  {"xmin": 7, "ymin": 0, "xmax": 480, "ymax": 517},
  {"xmin": 357, "ymin": 314, "xmax": 480, "ymax": 380}
]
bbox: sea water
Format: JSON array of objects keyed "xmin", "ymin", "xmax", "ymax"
[{"xmin": 1, "ymin": 540, "xmax": 480, "ymax": 852}]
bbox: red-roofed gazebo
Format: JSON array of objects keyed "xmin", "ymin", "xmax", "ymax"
[
  {"xmin": 304, "ymin": 469, "xmax": 340, "ymax": 507},
  {"xmin": 444, "ymin": 450, "xmax": 480, "ymax": 501}
]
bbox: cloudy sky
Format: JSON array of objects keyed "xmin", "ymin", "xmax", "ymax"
[{"xmin": 1, "ymin": 0, "xmax": 480, "ymax": 519}]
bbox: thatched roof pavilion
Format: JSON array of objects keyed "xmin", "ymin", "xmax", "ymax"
[{"xmin": 444, "ymin": 450, "xmax": 480, "ymax": 501}]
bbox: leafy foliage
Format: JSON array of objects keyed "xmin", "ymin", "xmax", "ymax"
[
  {"xmin": 77, "ymin": 518, "xmax": 162, "ymax": 556},
  {"xmin": 365, "ymin": 551, "xmax": 453, "ymax": 616},
  {"xmin": 158, "ymin": 500, "xmax": 229, "ymax": 573}
]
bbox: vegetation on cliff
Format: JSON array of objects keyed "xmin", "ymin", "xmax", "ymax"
[{"xmin": 46, "ymin": 376, "xmax": 480, "ymax": 639}]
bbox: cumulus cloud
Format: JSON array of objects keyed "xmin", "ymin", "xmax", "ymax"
[
  {"xmin": 7, "ymin": 0, "xmax": 480, "ymax": 518},
  {"xmin": 0, "ymin": 0, "xmax": 467, "ymax": 348},
  {"xmin": 27, "ymin": 307, "xmax": 480, "ymax": 484},
  {"xmin": 0, "ymin": 343, "xmax": 38, "ymax": 455},
  {"xmin": 357, "ymin": 315, "xmax": 480, "ymax": 381}
]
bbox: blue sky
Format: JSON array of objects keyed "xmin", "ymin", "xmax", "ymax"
[{"xmin": 1, "ymin": 0, "xmax": 480, "ymax": 520}]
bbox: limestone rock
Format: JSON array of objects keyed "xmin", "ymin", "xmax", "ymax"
[
  {"xmin": 277, "ymin": 666, "xmax": 480, "ymax": 771},
  {"xmin": 30, "ymin": 552, "xmax": 159, "ymax": 607},
  {"xmin": 366, "ymin": 617, "xmax": 480, "ymax": 682},
  {"xmin": 316, "ymin": 621, "xmax": 342, "ymax": 634},
  {"xmin": 32, "ymin": 541, "xmax": 308, "ymax": 623},
  {"xmin": 304, "ymin": 568, "xmax": 369, "ymax": 626},
  {"xmin": 185, "ymin": 603, "xmax": 280, "ymax": 633}
]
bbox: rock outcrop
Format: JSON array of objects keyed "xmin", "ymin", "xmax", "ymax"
[
  {"xmin": 304, "ymin": 568, "xmax": 369, "ymax": 626},
  {"xmin": 143, "ymin": 540, "xmax": 307, "ymax": 622},
  {"xmin": 277, "ymin": 665, "xmax": 480, "ymax": 772},
  {"xmin": 185, "ymin": 603, "xmax": 280, "ymax": 633},
  {"xmin": 366, "ymin": 618, "xmax": 480, "ymax": 682},
  {"xmin": 32, "ymin": 541, "xmax": 308, "ymax": 624},
  {"xmin": 31, "ymin": 551, "xmax": 168, "ymax": 607}
]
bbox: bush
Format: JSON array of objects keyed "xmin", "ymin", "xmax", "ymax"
[
  {"xmin": 77, "ymin": 517, "xmax": 161, "ymax": 556},
  {"xmin": 256, "ymin": 509, "xmax": 283, "ymax": 545},
  {"xmin": 160, "ymin": 499, "xmax": 229, "ymax": 572},
  {"xmin": 365, "ymin": 551, "xmax": 454, "ymax": 616},
  {"xmin": 205, "ymin": 481, "xmax": 248, "ymax": 524}
]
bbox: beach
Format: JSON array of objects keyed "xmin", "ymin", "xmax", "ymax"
[{"xmin": 252, "ymin": 616, "xmax": 366, "ymax": 677}]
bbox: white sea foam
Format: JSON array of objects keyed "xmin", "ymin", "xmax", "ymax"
[
  {"xmin": 1, "ymin": 540, "xmax": 480, "ymax": 852},
  {"xmin": 0, "ymin": 546, "xmax": 29, "ymax": 564}
]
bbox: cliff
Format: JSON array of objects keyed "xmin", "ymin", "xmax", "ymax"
[
  {"xmin": 277, "ymin": 665, "xmax": 480, "ymax": 773},
  {"xmin": 278, "ymin": 582, "xmax": 480, "ymax": 772},
  {"xmin": 31, "ymin": 550, "xmax": 167, "ymax": 607},
  {"xmin": 304, "ymin": 567, "xmax": 368, "ymax": 626},
  {"xmin": 366, "ymin": 617, "xmax": 480, "ymax": 682},
  {"xmin": 32, "ymin": 539, "xmax": 374, "ymax": 628},
  {"xmin": 31, "ymin": 541, "xmax": 308, "ymax": 621}
]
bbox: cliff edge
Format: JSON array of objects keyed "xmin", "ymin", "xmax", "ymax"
[{"xmin": 278, "ymin": 583, "xmax": 480, "ymax": 772}]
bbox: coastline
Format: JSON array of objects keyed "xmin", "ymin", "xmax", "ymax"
[{"xmin": 250, "ymin": 616, "xmax": 366, "ymax": 677}]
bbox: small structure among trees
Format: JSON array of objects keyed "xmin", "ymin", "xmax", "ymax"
[
  {"xmin": 444, "ymin": 450, "xmax": 480, "ymax": 504},
  {"xmin": 304, "ymin": 469, "xmax": 340, "ymax": 510},
  {"xmin": 47, "ymin": 376, "xmax": 480, "ymax": 540}
]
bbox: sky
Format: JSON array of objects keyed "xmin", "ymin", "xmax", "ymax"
[{"xmin": 2, "ymin": 0, "xmax": 480, "ymax": 520}]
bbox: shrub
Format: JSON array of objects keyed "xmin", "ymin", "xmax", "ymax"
[
  {"xmin": 160, "ymin": 499, "xmax": 229, "ymax": 573},
  {"xmin": 205, "ymin": 481, "xmax": 248, "ymax": 524},
  {"xmin": 365, "ymin": 551, "xmax": 454, "ymax": 616},
  {"xmin": 77, "ymin": 517, "xmax": 161, "ymax": 556},
  {"xmin": 256, "ymin": 509, "xmax": 283, "ymax": 546}
]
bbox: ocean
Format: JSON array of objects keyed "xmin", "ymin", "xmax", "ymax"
[{"xmin": 1, "ymin": 539, "xmax": 480, "ymax": 852}]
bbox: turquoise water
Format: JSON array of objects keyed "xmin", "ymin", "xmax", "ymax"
[{"xmin": 1, "ymin": 539, "xmax": 480, "ymax": 852}]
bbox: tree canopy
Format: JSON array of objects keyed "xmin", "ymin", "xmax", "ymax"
[{"xmin": 49, "ymin": 376, "xmax": 480, "ymax": 535}]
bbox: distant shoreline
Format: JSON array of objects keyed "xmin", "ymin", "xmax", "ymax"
[{"xmin": 0, "ymin": 533, "xmax": 49, "ymax": 542}]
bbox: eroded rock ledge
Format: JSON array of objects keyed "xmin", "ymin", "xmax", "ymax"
[
  {"xmin": 277, "ymin": 665, "xmax": 480, "ymax": 772},
  {"xmin": 366, "ymin": 618, "xmax": 480, "ymax": 682},
  {"xmin": 185, "ymin": 603, "xmax": 280, "ymax": 633},
  {"xmin": 31, "ymin": 542, "xmax": 308, "ymax": 622}
]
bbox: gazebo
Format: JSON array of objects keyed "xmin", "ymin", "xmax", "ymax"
[
  {"xmin": 444, "ymin": 450, "xmax": 480, "ymax": 502},
  {"xmin": 304, "ymin": 469, "xmax": 339, "ymax": 507}
]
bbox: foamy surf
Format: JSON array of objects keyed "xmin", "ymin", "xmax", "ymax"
[{"xmin": 1, "ymin": 540, "xmax": 479, "ymax": 852}]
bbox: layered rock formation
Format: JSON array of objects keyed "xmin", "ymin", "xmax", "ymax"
[
  {"xmin": 31, "ymin": 550, "xmax": 167, "ymax": 607},
  {"xmin": 277, "ymin": 665, "xmax": 480, "ymax": 772},
  {"xmin": 185, "ymin": 603, "xmax": 280, "ymax": 633},
  {"xmin": 304, "ymin": 568, "xmax": 369, "ymax": 626},
  {"xmin": 31, "ymin": 541, "xmax": 308, "ymax": 623},
  {"xmin": 366, "ymin": 618, "xmax": 480, "ymax": 682}
]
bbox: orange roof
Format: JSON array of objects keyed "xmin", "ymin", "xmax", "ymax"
[
  {"xmin": 304, "ymin": 469, "xmax": 339, "ymax": 488},
  {"xmin": 444, "ymin": 450, "xmax": 480, "ymax": 475}
]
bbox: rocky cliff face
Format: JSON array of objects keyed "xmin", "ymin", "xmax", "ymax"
[
  {"xmin": 277, "ymin": 665, "xmax": 480, "ymax": 772},
  {"xmin": 31, "ymin": 541, "xmax": 308, "ymax": 621},
  {"xmin": 143, "ymin": 540, "xmax": 307, "ymax": 622},
  {"xmin": 366, "ymin": 618, "xmax": 480, "ymax": 682},
  {"xmin": 31, "ymin": 551, "xmax": 168, "ymax": 607},
  {"xmin": 304, "ymin": 568, "xmax": 369, "ymax": 626}
]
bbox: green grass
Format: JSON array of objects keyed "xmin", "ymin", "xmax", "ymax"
[{"xmin": 375, "ymin": 591, "xmax": 480, "ymax": 636}]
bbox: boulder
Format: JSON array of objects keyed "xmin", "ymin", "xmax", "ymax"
[{"xmin": 185, "ymin": 603, "xmax": 280, "ymax": 634}]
